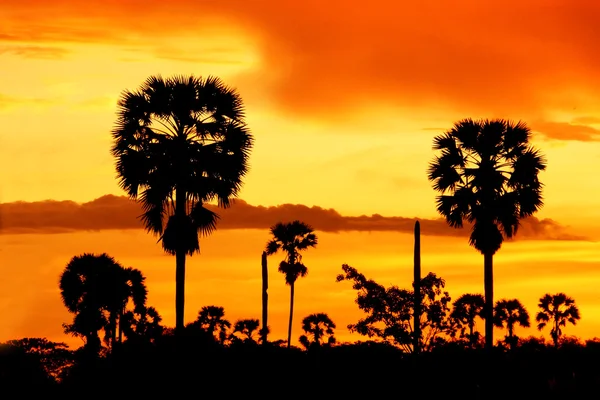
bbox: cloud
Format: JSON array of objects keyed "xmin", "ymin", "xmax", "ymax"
[
  {"xmin": 0, "ymin": 94, "xmax": 57, "ymax": 110},
  {"xmin": 572, "ymin": 116, "xmax": 600, "ymax": 125},
  {"xmin": 532, "ymin": 120, "xmax": 600, "ymax": 142},
  {"xmin": 2, "ymin": 0, "xmax": 599, "ymax": 130},
  {"xmin": 0, "ymin": 45, "xmax": 69, "ymax": 59},
  {"xmin": 152, "ymin": 46, "xmax": 247, "ymax": 65},
  {"xmin": 0, "ymin": 195, "xmax": 587, "ymax": 242}
]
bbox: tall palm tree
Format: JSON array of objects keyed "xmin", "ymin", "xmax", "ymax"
[
  {"xmin": 493, "ymin": 299, "xmax": 530, "ymax": 350},
  {"xmin": 536, "ymin": 293, "xmax": 581, "ymax": 348},
  {"xmin": 111, "ymin": 75, "xmax": 253, "ymax": 333},
  {"xmin": 59, "ymin": 253, "xmax": 147, "ymax": 352},
  {"xmin": 451, "ymin": 293, "xmax": 485, "ymax": 347},
  {"xmin": 299, "ymin": 313, "xmax": 336, "ymax": 349},
  {"xmin": 265, "ymin": 221, "xmax": 318, "ymax": 348},
  {"xmin": 427, "ymin": 118, "xmax": 546, "ymax": 350}
]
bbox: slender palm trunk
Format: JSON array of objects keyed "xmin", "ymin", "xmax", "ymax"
[
  {"xmin": 175, "ymin": 188, "xmax": 187, "ymax": 334},
  {"xmin": 468, "ymin": 320, "xmax": 475, "ymax": 346},
  {"xmin": 484, "ymin": 252, "xmax": 494, "ymax": 351},
  {"xmin": 261, "ymin": 251, "xmax": 268, "ymax": 345},
  {"xmin": 287, "ymin": 282, "xmax": 295, "ymax": 348},
  {"xmin": 118, "ymin": 307, "xmax": 124, "ymax": 344},
  {"xmin": 110, "ymin": 314, "xmax": 118, "ymax": 352},
  {"xmin": 413, "ymin": 221, "xmax": 421, "ymax": 354}
]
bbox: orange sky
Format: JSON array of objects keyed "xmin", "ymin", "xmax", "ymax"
[{"xmin": 1, "ymin": 0, "xmax": 600, "ymax": 347}]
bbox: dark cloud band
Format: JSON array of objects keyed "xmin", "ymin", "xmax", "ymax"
[{"xmin": 0, "ymin": 195, "xmax": 586, "ymax": 241}]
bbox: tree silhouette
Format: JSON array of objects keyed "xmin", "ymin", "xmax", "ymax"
[
  {"xmin": 120, "ymin": 306, "xmax": 164, "ymax": 344},
  {"xmin": 59, "ymin": 253, "xmax": 148, "ymax": 353},
  {"xmin": 265, "ymin": 220, "xmax": 318, "ymax": 348},
  {"xmin": 451, "ymin": 293, "xmax": 485, "ymax": 348},
  {"xmin": 111, "ymin": 75, "xmax": 253, "ymax": 333},
  {"xmin": 536, "ymin": 293, "xmax": 581, "ymax": 348},
  {"xmin": 299, "ymin": 313, "xmax": 336, "ymax": 350},
  {"xmin": 261, "ymin": 251, "xmax": 269, "ymax": 345},
  {"xmin": 427, "ymin": 118, "xmax": 546, "ymax": 350},
  {"xmin": 493, "ymin": 298, "xmax": 530, "ymax": 350},
  {"xmin": 336, "ymin": 264, "xmax": 454, "ymax": 352},
  {"xmin": 104, "ymin": 266, "xmax": 148, "ymax": 348},
  {"xmin": 188, "ymin": 305, "xmax": 232, "ymax": 344},
  {"xmin": 233, "ymin": 319, "xmax": 260, "ymax": 343},
  {"xmin": 3, "ymin": 338, "xmax": 73, "ymax": 382}
]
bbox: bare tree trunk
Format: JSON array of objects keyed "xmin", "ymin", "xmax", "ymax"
[
  {"xmin": 261, "ymin": 251, "xmax": 269, "ymax": 345},
  {"xmin": 175, "ymin": 188, "xmax": 186, "ymax": 334},
  {"xmin": 484, "ymin": 252, "xmax": 494, "ymax": 351},
  {"xmin": 287, "ymin": 282, "xmax": 295, "ymax": 348},
  {"xmin": 413, "ymin": 221, "xmax": 421, "ymax": 354}
]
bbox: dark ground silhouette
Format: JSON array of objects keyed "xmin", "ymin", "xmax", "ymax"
[{"xmin": 3, "ymin": 334, "xmax": 600, "ymax": 399}]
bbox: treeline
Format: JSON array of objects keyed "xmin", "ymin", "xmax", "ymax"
[{"xmin": 1, "ymin": 251, "xmax": 597, "ymax": 398}]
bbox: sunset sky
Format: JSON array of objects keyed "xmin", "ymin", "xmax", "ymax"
[{"xmin": 1, "ymin": 0, "xmax": 600, "ymax": 348}]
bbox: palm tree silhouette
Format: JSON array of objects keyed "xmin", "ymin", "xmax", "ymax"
[
  {"xmin": 104, "ymin": 266, "xmax": 148, "ymax": 347},
  {"xmin": 233, "ymin": 319, "xmax": 260, "ymax": 343},
  {"xmin": 451, "ymin": 293, "xmax": 485, "ymax": 347},
  {"xmin": 190, "ymin": 305, "xmax": 232, "ymax": 344},
  {"xmin": 59, "ymin": 253, "xmax": 148, "ymax": 352},
  {"xmin": 299, "ymin": 313, "xmax": 336, "ymax": 350},
  {"xmin": 261, "ymin": 251, "xmax": 269, "ymax": 345},
  {"xmin": 111, "ymin": 75, "xmax": 253, "ymax": 333},
  {"xmin": 121, "ymin": 306, "xmax": 164, "ymax": 344},
  {"xmin": 536, "ymin": 293, "xmax": 581, "ymax": 348},
  {"xmin": 265, "ymin": 221, "xmax": 318, "ymax": 348},
  {"xmin": 427, "ymin": 118, "xmax": 546, "ymax": 350},
  {"xmin": 493, "ymin": 298, "xmax": 530, "ymax": 350}
]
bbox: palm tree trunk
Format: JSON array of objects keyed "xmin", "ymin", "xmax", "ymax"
[
  {"xmin": 413, "ymin": 221, "xmax": 421, "ymax": 354},
  {"xmin": 118, "ymin": 306, "xmax": 124, "ymax": 344},
  {"xmin": 484, "ymin": 251, "xmax": 494, "ymax": 351},
  {"xmin": 287, "ymin": 282, "xmax": 295, "ymax": 348},
  {"xmin": 261, "ymin": 251, "xmax": 268, "ymax": 345},
  {"xmin": 111, "ymin": 315, "xmax": 117, "ymax": 352},
  {"xmin": 175, "ymin": 187, "xmax": 187, "ymax": 334},
  {"xmin": 469, "ymin": 321, "xmax": 475, "ymax": 347}
]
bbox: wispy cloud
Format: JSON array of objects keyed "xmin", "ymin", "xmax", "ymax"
[
  {"xmin": 0, "ymin": 45, "xmax": 70, "ymax": 59},
  {"xmin": 0, "ymin": 93, "xmax": 58, "ymax": 110},
  {"xmin": 532, "ymin": 120, "xmax": 600, "ymax": 142}
]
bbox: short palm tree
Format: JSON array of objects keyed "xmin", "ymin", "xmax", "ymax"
[
  {"xmin": 427, "ymin": 118, "xmax": 546, "ymax": 350},
  {"xmin": 536, "ymin": 293, "xmax": 581, "ymax": 347},
  {"xmin": 190, "ymin": 305, "xmax": 232, "ymax": 344},
  {"xmin": 266, "ymin": 221, "xmax": 318, "ymax": 348},
  {"xmin": 104, "ymin": 266, "xmax": 148, "ymax": 346},
  {"xmin": 493, "ymin": 298, "xmax": 530, "ymax": 350},
  {"xmin": 451, "ymin": 293, "xmax": 485, "ymax": 347},
  {"xmin": 59, "ymin": 253, "xmax": 147, "ymax": 352},
  {"xmin": 299, "ymin": 313, "xmax": 336, "ymax": 349},
  {"xmin": 111, "ymin": 75, "xmax": 253, "ymax": 333},
  {"xmin": 233, "ymin": 319, "xmax": 260, "ymax": 343},
  {"xmin": 121, "ymin": 306, "xmax": 164, "ymax": 344}
]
